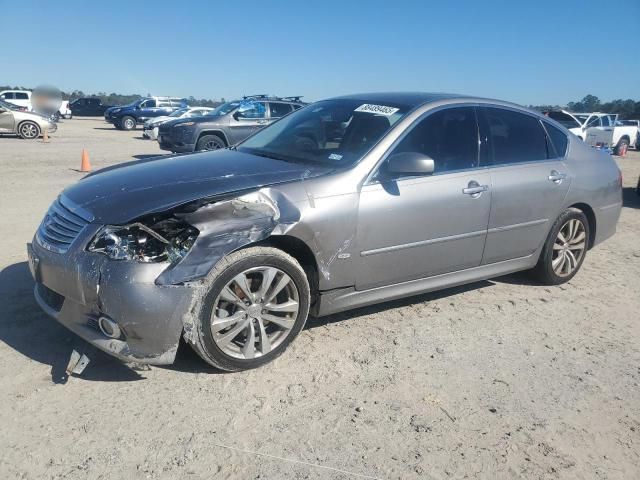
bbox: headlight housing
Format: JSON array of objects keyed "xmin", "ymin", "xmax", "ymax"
[
  {"xmin": 88, "ymin": 219, "xmax": 198, "ymax": 263},
  {"xmin": 175, "ymin": 121, "xmax": 195, "ymax": 127}
]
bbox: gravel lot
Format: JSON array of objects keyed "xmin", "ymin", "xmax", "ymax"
[{"xmin": 1, "ymin": 118, "xmax": 639, "ymax": 479}]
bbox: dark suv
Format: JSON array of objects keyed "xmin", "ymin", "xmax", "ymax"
[
  {"xmin": 69, "ymin": 98, "xmax": 112, "ymax": 116},
  {"xmin": 157, "ymin": 95, "xmax": 304, "ymax": 153},
  {"xmin": 105, "ymin": 97, "xmax": 187, "ymax": 130}
]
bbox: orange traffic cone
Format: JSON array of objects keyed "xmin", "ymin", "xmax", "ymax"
[
  {"xmin": 80, "ymin": 149, "xmax": 91, "ymax": 172},
  {"xmin": 42, "ymin": 128, "xmax": 49, "ymax": 143}
]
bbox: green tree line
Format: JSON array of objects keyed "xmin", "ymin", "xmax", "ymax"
[{"xmin": 529, "ymin": 94, "xmax": 640, "ymax": 119}]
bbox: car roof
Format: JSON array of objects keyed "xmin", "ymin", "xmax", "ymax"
[{"xmin": 326, "ymin": 92, "xmax": 534, "ymax": 112}]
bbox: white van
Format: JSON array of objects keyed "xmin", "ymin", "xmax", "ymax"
[{"xmin": 0, "ymin": 90, "xmax": 32, "ymax": 111}]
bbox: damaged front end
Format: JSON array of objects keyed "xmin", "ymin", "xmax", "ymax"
[{"xmin": 29, "ymin": 189, "xmax": 299, "ymax": 365}]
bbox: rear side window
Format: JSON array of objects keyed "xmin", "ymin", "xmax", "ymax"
[
  {"xmin": 482, "ymin": 107, "xmax": 548, "ymax": 165},
  {"xmin": 543, "ymin": 121, "xmax": 569, "ymax": 157},
  {"xmin": 15, "ymin": 92, "xmax": 29, "ymax": 100},
  {"xmin": 389, "ymin": 106, "xmax": 479, "ymax": 174},
  {"xmin": 269, "ymin": 102, "xmax": 293, "ymax": 118},
  {"xmin": 2, "ymin": 92, "xmax": 15, "ymax": 99}
]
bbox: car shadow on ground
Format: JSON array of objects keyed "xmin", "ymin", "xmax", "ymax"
[
  {"xmin": 622, "ymin": 187, "xmax": 640, "ymax": 209},
  {"xmin": 0, "ymin": 261, "xmax": 535, "ymax": 381},
  {"xmin": 305, "ymin": 280, "xmax": 496, "ymax": 330}
]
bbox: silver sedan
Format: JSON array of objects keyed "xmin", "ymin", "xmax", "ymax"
[
  {"xmin": 0, "ymin": 99, "xmax": 57, "ymax": 139},
  {"xmin": 29, "ymin": 93, "xmax": 622, "ymax": 371}
]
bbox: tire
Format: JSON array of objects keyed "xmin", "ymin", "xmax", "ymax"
[
  {"xmin": 190, "ymin": 246, "xmax": 310, "ymax": 371},
  {"xmin": 533, "ymin": 208, "xmax": 590, "ymax": 285},
  {"xmin": 196, "ymin": 134, "xmax": 226, "ymax": 151},
  {"xmin": 18, "ymin": 121, "xmax": 41, "ymax": 140},
  {"xmin": 614, "ymin": 138, "xmax": 629, "ymax": 156},
  {"xmin": 121, "ymin": 116, "xmax": 136, "ymax": 131}
]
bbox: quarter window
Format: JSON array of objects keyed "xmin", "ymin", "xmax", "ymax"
[
  {"xmin": 543, "ymin": 121, "xmax": 569, "ymax": 157},
  {"xmin": 482, "ymin": 107, "xmax": 548, "ymax": 165},
  {"xmin": 387, "ymin": 107, "xmax": 479, "ymax": 174}
]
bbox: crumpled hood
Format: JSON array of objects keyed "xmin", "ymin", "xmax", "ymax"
[{"xmin": 62, "ymin": 150, "xmax": 331, "ymax": 224}]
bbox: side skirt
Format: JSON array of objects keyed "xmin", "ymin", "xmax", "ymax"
[{"xmin": 315, "ymin": 255, "xmax": 537, "ymax": 317}]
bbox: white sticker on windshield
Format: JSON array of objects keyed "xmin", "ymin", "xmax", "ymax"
[
  {"xmin": 355, "ymin": 104, "xmax": 399, "ymax": 116},
  {"xmin": 328, "ymin": 153, "xmax": 343, "ymax": 161}
]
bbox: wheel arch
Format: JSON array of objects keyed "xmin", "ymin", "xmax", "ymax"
[
  {"xmin": 252, "ymin": 235, "xmax": 320, "ymax": 308},
  {"xmin": 198, "ymin": 129, "xmax": 229, "ymax": 146},
  {"xmin": 568, "ymin": 202, "xmax": 596, "ymax": 249}
]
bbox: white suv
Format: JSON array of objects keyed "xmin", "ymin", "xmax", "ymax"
[{"xmin": 0, "ymin": 90, "xmax": 32, "ymax": 111}]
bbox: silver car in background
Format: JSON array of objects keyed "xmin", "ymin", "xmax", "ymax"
[
  {"xmin": 142, "ymin": 106, "xmax": 215, "ymax": 140},
  {"xmin": 0, "ymin": 99, "xmax": 57, "ymax": 139},
  {"xmin": 28, "ymin": 93, "xmax": 622, "ymax": 371}
]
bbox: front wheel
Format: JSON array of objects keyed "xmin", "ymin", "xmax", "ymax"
[
  {"xmin": 121, "ymin": 116, "xmax": 136, "ymax": 131},
  {"xmin": 18, "ymin": 121, "xmax": 41, "ymax": 139},
  {"xmin": 533, "ymin": 208, "xmax": 589, "ymax": 285},
  {"xmin": 196, "ymin": 134, "xmax": 225, "ymax": 151},
  {"xmin": 190, "ymin": 247, "xmax": 310, "ymax": 371}
]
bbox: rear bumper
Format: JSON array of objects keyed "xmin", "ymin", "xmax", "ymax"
[{"xmin": 28, "ymin": 238, "xmax": 199, "ymax": 365}]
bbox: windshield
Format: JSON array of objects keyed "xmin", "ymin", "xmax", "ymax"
[
  {"xmin": 0, "ymin": 99, "xmax": 20, "ymax": 111},
  {"xmin": 208, "ymin": 101, "xmax": 241, "ymax": 116},
  {"xmin": 547, "ymin": 112, "xmax": 580, "ymax": 129},
  {"xmin": 169, "ymin": 108, "xmax": 189, "ymax": 117},
  {"xmin": 238, "ymin": 99, "xmax": 409, "ymax": 166}
]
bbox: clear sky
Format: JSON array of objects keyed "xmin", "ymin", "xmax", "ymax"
[{"xmin": 3, "ymin": 0, "xmax": 639, "ymax": 105}]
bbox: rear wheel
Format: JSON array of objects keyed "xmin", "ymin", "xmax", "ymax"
[
  {"xmin": 18, "ymin": 121, "xmax": 40, "ymax": 139},
  {"xmin": 190, "ymin": 247, "xmax": 310, "ymax": 371},
  {"xmin": 196, "ymin": 134, "xmax": 226, "ymax": 151},
  {"xmin": 533, "ymin": 208, "xmax": 589, "ymax": 285},
  {"xmin": 121, "ymin": 116, "xmax": 136, "ymax": 131}
]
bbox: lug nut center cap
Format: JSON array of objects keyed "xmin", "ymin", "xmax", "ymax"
[{"xmin": 247, "ymin": 304, "xmax": 262, "ymax": 318}]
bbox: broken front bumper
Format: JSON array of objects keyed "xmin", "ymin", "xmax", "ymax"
[{"xmin": 28, "ymin": 233, "xmax": 198, "ymax": 365}]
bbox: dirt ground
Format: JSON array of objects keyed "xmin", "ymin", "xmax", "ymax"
[{"xmin": 1, "ymin": 118, "xmax": 639, "ymax": 479}]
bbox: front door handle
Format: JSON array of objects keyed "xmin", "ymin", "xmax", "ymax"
[
  {"xmin": 548, "ymin": 170, "xmax": 567, "ymax": 184},
  {"xmin": 462, "ymin": 181, "xmax": 488, "ymax": 197},
  {"xmin": 257, "ymin": 120, "xmax": 268, "ymax": 125}
]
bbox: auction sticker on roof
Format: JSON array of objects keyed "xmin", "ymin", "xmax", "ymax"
[{"xmin": 355, "ymin": 104, "xmax": 399, "ymax": 116}]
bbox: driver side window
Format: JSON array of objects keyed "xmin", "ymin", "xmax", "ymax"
[
  {"xmin": 140, "ymin": 99, "xmax": 156, "ymax": 108},
  {"xmin": 236, "ymin": 102, "xmax": 266, "ymax": 119},
  {"xmin": 386, "ymin": 107, "xmax": 479, "ymax": 175}
]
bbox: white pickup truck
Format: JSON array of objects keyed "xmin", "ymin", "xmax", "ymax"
[{"xmin": 547, "ymin": 110, "xmax": 639, "ymax": 154}]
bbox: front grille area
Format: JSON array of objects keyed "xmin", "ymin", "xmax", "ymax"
[
  {"xmin": 36, "ymin": 283, "xmax": 65, "ymax": 312},
  {"xmin": 37, "ymin": 197, "xmax": 91, "ymax": 253}
]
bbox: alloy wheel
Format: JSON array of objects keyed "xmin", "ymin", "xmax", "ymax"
[
  {"xmin": 20, "ymin": 123, "xmax": 39, "ymax": 139},
  {"xmin": 210, "ymin": 266, "xmax": 300, "ymax": 359},
  {"xmin": 551, "ymin": 218, "xmax": 586, "ymax": 277},
  {"xmin": 202, "ymin": 139, "xmax": 223, "ymax": 150}
]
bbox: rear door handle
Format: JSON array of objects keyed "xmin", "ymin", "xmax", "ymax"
[
  {"xmin": 462, "ymin": 181, "xmax": 488, "ymax": 197},
  {"xmin": 548, "ymin": 170, "xmax": 567, "ymax": 183}
]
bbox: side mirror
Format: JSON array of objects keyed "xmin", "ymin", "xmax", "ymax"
[
  {"xmin": 232, "ymin": 111, "xmax": 240, "ymax": 121},
  {"xmin": 386, "ymin": 152, "xmax": 435, "ymax": 176}
]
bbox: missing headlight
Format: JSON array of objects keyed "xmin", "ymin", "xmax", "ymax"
[{"xmin": 88, "ymin": 218, "xmax": 199, "ymax": 263}]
